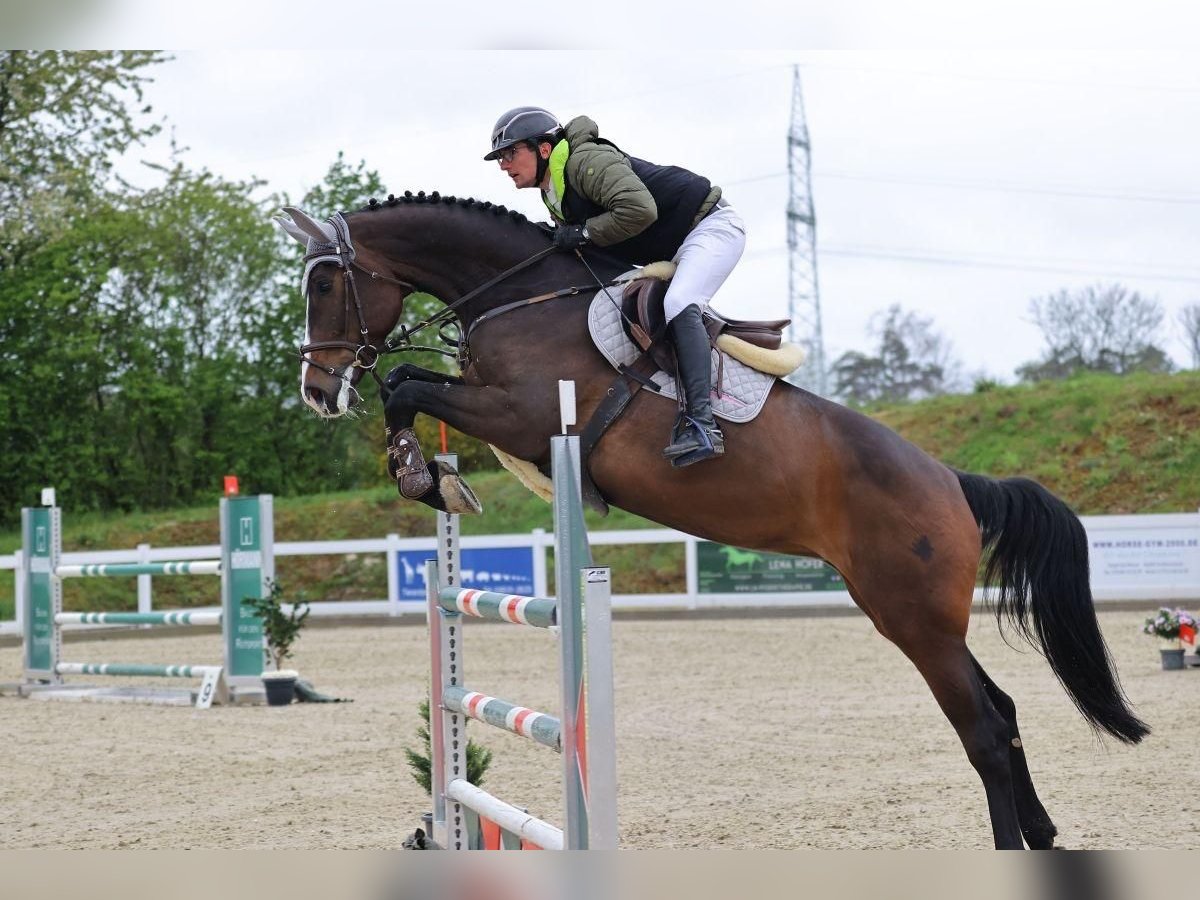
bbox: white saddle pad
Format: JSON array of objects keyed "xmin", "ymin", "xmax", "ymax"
[{"xmin": 586, "ymin": 292, "xmax": 776, "ymax": 424}]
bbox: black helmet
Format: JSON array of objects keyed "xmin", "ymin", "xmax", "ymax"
[{"xmin": 484, "ymin": 106, "xmax": 562, "ymax": 160}]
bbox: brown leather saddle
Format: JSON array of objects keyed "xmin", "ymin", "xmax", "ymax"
[
  {"xmin": 575, "ymin": 277, "xmax": 790, "ymax": 513},
  {"xmin": 620, "ymin": 277, "xmax": 790, "ymax": 378}
]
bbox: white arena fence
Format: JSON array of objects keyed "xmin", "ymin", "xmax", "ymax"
[{"xmin": 3, "ymin": 510, "xmax": 1199, "ymax": 635}]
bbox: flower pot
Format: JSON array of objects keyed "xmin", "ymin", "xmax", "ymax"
[
  {"xmin": 262, "ymin": 670, "xmax": 298, "ymax": 705},
  {"xmin": 1185, "ymin": 653, "xmax": 1200, "ymax": 668},
  {"xmin": 1160, "ymin": 648, "xmax": 1186, "ymax": 671}
]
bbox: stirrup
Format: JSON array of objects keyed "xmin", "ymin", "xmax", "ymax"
[
  {"xmin": 671, "ymin": 443, "xmax": 723, "ymax": 468},
  {"xmin": 662, "ymin": 415, "xmax": 725, "ymax": 462}
]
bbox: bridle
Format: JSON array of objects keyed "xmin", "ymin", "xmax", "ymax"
[
  {"xmin": 297, "ymin": 212, "xmax": 563, "ymax": 390},
  {"xmin": 296, "ymin": 214, "xmax": 421, "ymax": 389}
]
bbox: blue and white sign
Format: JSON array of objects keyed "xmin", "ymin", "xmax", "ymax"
[{"xmin": 395, "ymin": 546, "xmax": 536, "ymax": 601}]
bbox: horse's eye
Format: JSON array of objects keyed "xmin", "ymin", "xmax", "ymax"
[{"xmin": 316, "ymin": 279, "xmax": 333, "ymax": 295}]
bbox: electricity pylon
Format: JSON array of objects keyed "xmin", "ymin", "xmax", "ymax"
[{"xmin": 787, "ymin": 64, "xmax": 827, "ymax": 395}]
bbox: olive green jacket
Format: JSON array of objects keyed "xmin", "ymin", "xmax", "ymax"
[{"xmin": 545, "ymin": 116, "xmax": 658, "ymax": 247}]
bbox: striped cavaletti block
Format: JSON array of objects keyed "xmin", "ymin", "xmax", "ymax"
[
  {"xmin": 438, "ymin": 588, "xmax": 557, "ymax": 629},
  {"xmin": 443, "ymin": 686, "xmax": 562, "ymax": 751}
]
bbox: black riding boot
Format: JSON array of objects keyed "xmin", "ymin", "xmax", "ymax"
[{"xmin": 662, "ymin": 304, "xmax": 725, "ymax": 467}]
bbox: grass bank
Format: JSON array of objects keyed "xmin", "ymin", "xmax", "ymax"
[{"xmin": 3, "ymin": 370, "xmax": 1196, "ymax": 618}]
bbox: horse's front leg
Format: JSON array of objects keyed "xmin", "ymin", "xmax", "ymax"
[
  {"xmin": 379, "ymin": 363, "xmax": 465, "ymax": 396},
  {"xmin": 382, "ymin": 379, "xmax": 547, "ymax": 515}
]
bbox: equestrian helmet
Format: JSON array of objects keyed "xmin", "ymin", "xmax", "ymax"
[{"xmin": 484, "ymin": 107, "xmax": 562, "ymax": 160}]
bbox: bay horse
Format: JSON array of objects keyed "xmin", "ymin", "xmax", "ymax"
[{"xmin": 278, "ymin": 191, "xmax": 1147, "ymax": 849}]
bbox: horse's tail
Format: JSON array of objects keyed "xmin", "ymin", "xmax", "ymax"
[{"xmin": 955, "ymin": 471, "xmax": 1149, "ymax": 744}]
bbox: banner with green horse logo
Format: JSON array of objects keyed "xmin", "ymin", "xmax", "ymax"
[{"xmin": 697, "ymin": 542, "xmax": 845, "ymax": 594}]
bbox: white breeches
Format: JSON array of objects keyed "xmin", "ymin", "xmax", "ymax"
[{"xmin": 663, "ymin": 203, "xmax": 747, "ymax": 322}]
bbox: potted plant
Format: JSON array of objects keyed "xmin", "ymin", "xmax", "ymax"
[
  {"xmin": 1141, "ymin": 606, "xmax": 1198, "ymax": 671},
  {"xmin": 245, "ymin": 579, "xmax": 311, "ymax": 705},
  {"xmin": 404, "ymin": 697, "xmax": 493, "ymax": 846}
]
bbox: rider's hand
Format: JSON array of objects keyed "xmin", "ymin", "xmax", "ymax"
[{"xmin": 552, "ymin": 224, "xmax": 588, "ymax": 251}]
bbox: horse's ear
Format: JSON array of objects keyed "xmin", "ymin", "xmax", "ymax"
[
  {"xmin": 273, "ymin": 214, "xmax": 311, "ymax": 247},
  {"xmin": 281, "ymin": 206, "xmax": 337, "ymax": 244}
]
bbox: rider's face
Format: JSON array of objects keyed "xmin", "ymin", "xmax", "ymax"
[{"xmin": 498, "ymin": 142, "xmax": 547, "ymax": 189}]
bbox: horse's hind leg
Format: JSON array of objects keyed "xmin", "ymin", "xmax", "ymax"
[
  {"xmin": 969, "ymin": 653, "xmax": 1058, "ymax": 849},
  {"xmin": 894, "ymin": 632, "xmax": 1025, "ymax": 848}
]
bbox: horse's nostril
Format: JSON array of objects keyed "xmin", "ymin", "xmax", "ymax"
[{"xmin": 305, "ymin": 386, "xmax": 329, "ymax": 410}]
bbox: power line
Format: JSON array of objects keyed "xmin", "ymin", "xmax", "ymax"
[
  {"xmin": 562, "ymin": 63, "xmax": 792, "ymax": 112},
  {"xmin": 837, "ymin": 241, "xmax": 1200, "ymax": 275},
  {"xmin": 821, "ymin": 172, "xmax": 1200, "ymax": 205},
  {"xmin": 797, "ymin": 61, "xmax": 1200, "ymax": 95},
  {"xmin": 740, "ymin": 242, "xmax": 1200, "ymax": 285},
  {"xmin": 722, "ymin": 169, "xmax": 1200, "ymax": 205},
  {"xmin": 821, "ymin": 245, "xmax": 1200, "ymax": 285}
]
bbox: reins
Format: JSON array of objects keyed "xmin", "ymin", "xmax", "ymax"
[
  {"xmin": 298, "ymin": 215, "xmax": 637, "ymax": 386},
  {"xmin": 298, "ymin": 237, "xmax": 560, "ymax": 387}
]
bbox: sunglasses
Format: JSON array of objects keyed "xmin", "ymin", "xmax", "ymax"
[{"xmin": 496, "ymin": 144, "xmax": 526, "ymax": 164}]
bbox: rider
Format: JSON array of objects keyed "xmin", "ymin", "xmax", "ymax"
[{"xmin": 484, "ymin": 106, "xmax": 746, "ymax": 467}]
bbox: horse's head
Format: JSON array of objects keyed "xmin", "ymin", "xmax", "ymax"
[{"xmin": 276, "ymin": 206, "xmax": 413, "ymax": 417}]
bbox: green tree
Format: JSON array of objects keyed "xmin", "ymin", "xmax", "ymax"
[
  {"xmin": 0, "ymin": 49, "xmax": 497, "ymax": 520},
  {"xmin": 1017, "ymin": 283, "xmax": 1173, "ymax": 382},
  {"xmin": 0, "ymin": 51, "xmax": 170, "ymax": 517},
  {"xmin": 0, "ymin": 51, "xmax": 166, "ymax": 265},
  {"xmin": 831, "ymin": 305, "xmax": 960, "ymax": 406},
  {"xmin": 0, "ymin": 150, "xmax": 414, "ymax": 522},
  {"xmin": 1176, "ymin": 302, "xmax": 1200, "ymax": 370},
  {"xmin": 0, "ymin": 197, "xmax": 129, "ymax": 514}
]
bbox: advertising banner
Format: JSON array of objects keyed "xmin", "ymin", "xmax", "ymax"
[
  {"xmin": 396, "ymin": 546, "xmax": 536, "ymax": 601},
  {"xmin": 696, "ymin": 541, "xmax": 844, "ymax": 594}
]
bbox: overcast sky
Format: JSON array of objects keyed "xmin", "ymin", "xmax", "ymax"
[{"xmin": 26, "ymin": 7, "xmax": 1200, "ymax": 384}]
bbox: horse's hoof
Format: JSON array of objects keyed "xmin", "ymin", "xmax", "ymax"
[
  {"xmin": 435, "ymin": 462, "xmax": 483, "ymax": 515},
  {"xmin": 1023, "ymin": 822, "xmax": 1058, "ymax": 850}
]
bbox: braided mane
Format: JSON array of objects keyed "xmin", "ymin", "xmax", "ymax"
[{"xmin": 356, "ymin": 190, "xmax": 532, "ymax": 225}]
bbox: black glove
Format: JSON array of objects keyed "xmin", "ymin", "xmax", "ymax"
[{"xmin": 552, "ymin": 224, "xmax": 588, "ymax": 251}]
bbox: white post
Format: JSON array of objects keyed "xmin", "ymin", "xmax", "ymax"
[
  {"xmin": 136, "ymin": 543, "xmax": 152, "ymax": 614},
  {"xmin": 13, "ymin": 550, "xmax": 24, "ymax": 631},
  {"xmin": 685, "ymin": 535, "xmax": 699, "ymax": 611},
  {"xmin": 385, "ymin": 533, "xmax": 401, "ymax": 615},
  {"xmin": 532, "ymin": 527, "xmax": 549, "ymax": 599},
  {"xmin": 582, "ymin": 565, "xmax": 619, "ymax": 848},
  {"xmin": 558, "ymin": 380, "xmax": 577, "ymax": 436}
]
